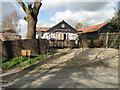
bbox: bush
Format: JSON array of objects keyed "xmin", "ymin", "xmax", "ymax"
[
  {"xmin": 1, "ymin": 57, "xmax": 8, "ymax": 63},
  {"xmin": 79, "ymin": 40, "xmax": 105, "ymax": 48},
  {"xmin": 81, "ymin": 40, "xmax": 91, "ymax": 48},
  {"xmin": 88, "ymin": 40, "xmax": 96, "ymax": 48},
  {"xmin": 94, "ymin": 40, "xmax": 104, "ymax": 48}
]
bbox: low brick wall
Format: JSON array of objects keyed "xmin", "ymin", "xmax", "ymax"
[{"xmin": 2, "ymin": 39, "xmax": 49, "ymax": 59}]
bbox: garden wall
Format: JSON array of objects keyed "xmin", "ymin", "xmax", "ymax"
[{"xmin": 2, "ymin": 39, "xmax": 49, "ymax": 59}]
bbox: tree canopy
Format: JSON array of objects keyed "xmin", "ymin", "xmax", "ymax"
[{"xmin": 110, "ymin": 9, "xmax": 120, "ymax": 32}]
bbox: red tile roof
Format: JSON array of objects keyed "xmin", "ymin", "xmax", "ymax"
[
  {"xmin": 0, "ymin": 28, "xmax": 16, "ymax": 33},
  {"xmin": 77, "ymin": 22, "xmax": 109, "ymax": 34},
  {"xmin": 36, "ymin": 27, "xmax": 51, "ymax": 32}
]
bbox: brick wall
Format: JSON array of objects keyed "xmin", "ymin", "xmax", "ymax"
[{"xmin": 0, "ymin": 32, "xmax": 15, "ymax": 41}]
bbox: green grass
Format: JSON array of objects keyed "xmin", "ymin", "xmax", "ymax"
[
  {"xmin": 47, "ymin": 48, "xmax": 57, "ymax": 55},
  {"xmin": 2, "ymin": 48, "xmax": 58, "ymax": 70},
  {"xmin": 2, "ymin": 54, "xmax": 48, "ymax": 69}
]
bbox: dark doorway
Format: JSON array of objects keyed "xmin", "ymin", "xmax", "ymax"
[{"xmin": 64, "ymin": 34, "xmax": 66, "ymax": 40}]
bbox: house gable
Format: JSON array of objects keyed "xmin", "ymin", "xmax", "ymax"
[{"xmin": 46, "ymin": 20, "xmax": 77, "ymax": 33}]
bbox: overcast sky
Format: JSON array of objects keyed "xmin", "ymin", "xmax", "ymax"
[{"xmin": 0, "ymin": 0, "xmax": 119, "ymax": 35}]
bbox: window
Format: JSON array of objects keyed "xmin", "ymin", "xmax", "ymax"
[
  {"xmin": 45, "ymin": 35, "xmax": 47, "ymax": 38},
  {"xmin": 67, "ymin": 34, "xmax": 69, "ymax": 39},
  {"xmin": 48, "ymin": 34, "xmax": 49, "ymax": 39},
  {"xmin": 73, "ymin": 35, "xmax": 74, "ymax": 40},
  {"xmin": 36, "ymin": 32, "xmax": 38, "ymax": 34},
  {"xmin": 37, "ymin": 31, "xmax": 41, "ymax": 34},
  {"xmin": 56, "ymin": 33, "xmax": 59, "ymax": 40},
  {"xmin": 60, "ymin": 33, "xmax": 63, "ymax": 40},
  {"xmin": 41, "ymin": 33, "xmax": 44, "ymax": 36},
  {"xmin": 38, "ymin": 35, "xmax": 41, "ymax": 38}
]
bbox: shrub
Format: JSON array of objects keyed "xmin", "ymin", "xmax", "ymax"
[
  {"xmin": 88, "ymin": 40, "xmax": 96, "ymax": 48},
  {"xmin": 94, "ymin": 40, "xmax": 104, "ymax": 48},
  {"xmin": 1, "ymin": 57, "xmax": 8, "ymax": 63},
  {"xmin": 81, "ymin": 40, "xmax": 91, "ymax": 48}
]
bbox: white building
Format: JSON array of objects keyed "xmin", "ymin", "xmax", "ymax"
[{"xmin": 36, "ymin": 20, "xmax": 78, "ymax": 40}]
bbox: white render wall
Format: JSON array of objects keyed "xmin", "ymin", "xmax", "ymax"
[
  {"xmin": 67, "ymin": 33, "xmax": 78, "ymax": 40},
  {"xmin": 41, "ymin": 32, "xmax": 78, "ymax": 40}
]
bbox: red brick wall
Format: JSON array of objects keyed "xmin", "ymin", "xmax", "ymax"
[{"xmin": 0, "ymin": 32, "xmax": 15, "ymax": 41}]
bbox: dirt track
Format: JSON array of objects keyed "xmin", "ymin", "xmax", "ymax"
[{"xmin": 1, "ymin": 48, "xmax": 119, "ymax": 88}]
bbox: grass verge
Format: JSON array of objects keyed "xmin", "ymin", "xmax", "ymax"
[
  {"xmin": 2, "ymin": 54, "xmax": 48, "ymax": 70},
  {"xmin": 2, "ymin": 48, "xmax": 58, "ymax": 70}
]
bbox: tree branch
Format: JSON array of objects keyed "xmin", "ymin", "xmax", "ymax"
[
  {"xmin": 28, "ymin": 3, "xmax": 33, "ymax": 14},
  {"xmin": 33, "ymin": 1, "xmax": 42, "ymax": 15},
  {"xmin": 16, "ymin": 0, "xmax": 28, "ymax": 14}
]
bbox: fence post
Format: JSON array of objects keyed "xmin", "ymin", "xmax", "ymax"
[{"xmin": 105, "ymin": 32, "xmax": 109, "ymax": 48}]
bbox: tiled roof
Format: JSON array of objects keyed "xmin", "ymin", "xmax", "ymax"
[
  {"xmin": 0, "ymin": 28, "xmax": 15, "ymax": 33},
  {"xmin": 77, "ymin": 22, "xmax": 109, "ymax": 34},
  {"xmin": 36, "ymin": 27, "xmax": 51, "ymax": 32}
]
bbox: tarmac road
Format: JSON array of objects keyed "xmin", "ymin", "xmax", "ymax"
[{"xmin": 1, "ymin": 48, "xmax": 119, "ymax": 88}]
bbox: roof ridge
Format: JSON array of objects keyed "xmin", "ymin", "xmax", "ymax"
[
  {"xmin": 77, "ymin": 22, "xmax": 109, "ymax": 34},
  {"xmin": 77, "ymin": 22, "xmax": 109, "ymax": 31}
]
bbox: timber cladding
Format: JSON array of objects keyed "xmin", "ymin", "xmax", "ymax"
[{"xmin": 2, "ymin": 39, "xmax": 49, "ymax": 59}]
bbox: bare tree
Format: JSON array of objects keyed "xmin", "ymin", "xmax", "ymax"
[
  {"xmin": 75, "ymin": 23, "xmax": 82, "ymax": 30},
  {"xmin": 2, "ymin": 10, "xmax": 20, "ymax": 34},
  {"xmin": 67, "ymin": 19, "xmax": 90, "ymax": 30},
  {"xmin": 82, "ymin": 22, "xmax": 90, "ymax": 28},
  {"xmin": 74, "ymin": 21, "xmax": 90, "ymax": 30},
  {"xmin": 16, "ymin": 0, "xmax": 42, "ymax": 39}
]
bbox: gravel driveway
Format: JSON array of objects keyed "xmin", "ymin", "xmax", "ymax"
[{"xmin": 1, "ymin": 48, "xmax": 119, "ymax": 88}]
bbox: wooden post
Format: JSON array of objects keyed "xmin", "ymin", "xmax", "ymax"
[
  {"xmin": 21, "ymin": 50, "xmax": 31, "ymax": 61},
  {"xmin": 106, "ymin": 32, "xmax": 109, "ymax": 48},
  {"xmin": 21, "ymin": 50, "xmax": 27, "ymax": 61},
  {"xmin": 27, "ymin": 50, "xmax": 31, "ymax": 61}
]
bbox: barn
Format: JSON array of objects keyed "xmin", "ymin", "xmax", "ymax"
[
  {"xmin": 41, "ymin": 20, "xmax": 78, "ymax": 40},
  {"xmin": 77, "ymin": 22, "xmax": 118, "ymax": 40}
]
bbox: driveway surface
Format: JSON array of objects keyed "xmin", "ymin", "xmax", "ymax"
[{"xmin": 1, "ymin": 48, "xmax": 119, "ymax": 88}]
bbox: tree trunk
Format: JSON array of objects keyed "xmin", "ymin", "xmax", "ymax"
[
  {"xmin": 26, "ymin": 14, "xmax": 37, "ymax": 39},
  {"xmin": 16, "ymin": 1, "xmax": 42, "ymax": 39}
]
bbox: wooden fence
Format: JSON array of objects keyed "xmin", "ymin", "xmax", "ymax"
[
  {"xmin": 1, "ymin": 39, "xmax": 49, "ymax": 59},
  {"xmin": 103, "ymin": 33, "xmax": 120, "ymax": 48}
]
